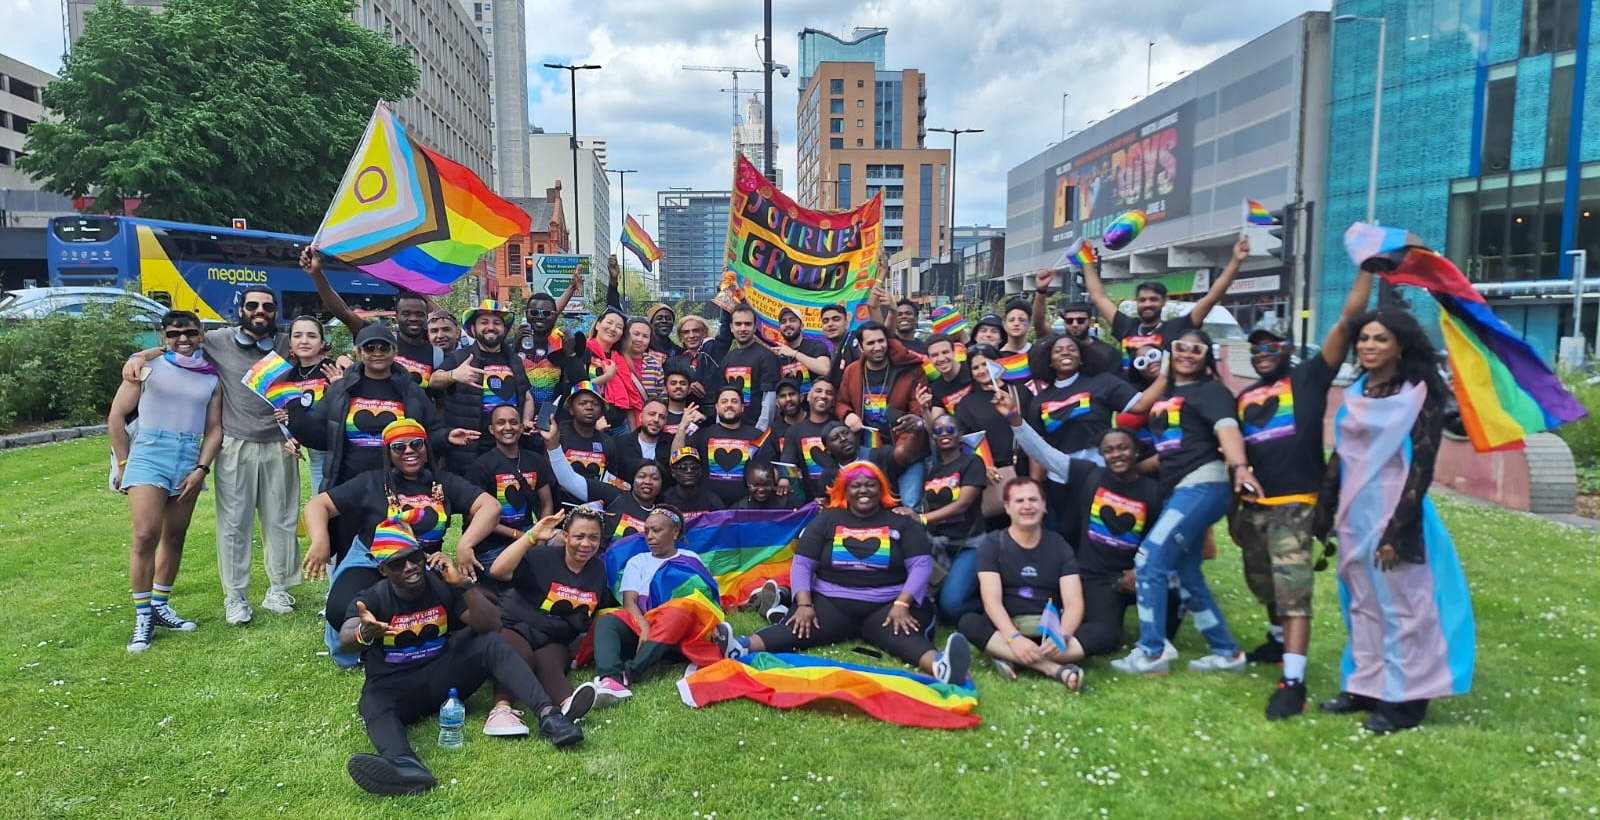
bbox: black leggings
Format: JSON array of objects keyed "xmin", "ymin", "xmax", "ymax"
[
  {"xmin": 591, "ymin": 612, "xmax": 678, "ymax": 684},
  {"xmin": 357, "ymin": 630, "xmax": 554, "ymax": 759},
  {"xmin": 1076, "ymin": 575, "xmax": 1183, "ymax": 658},
  {"xmin": 753, "ymin": 593, "xmax": 936, "ymax": 668}
]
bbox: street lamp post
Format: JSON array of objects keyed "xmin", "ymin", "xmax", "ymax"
[
  {"xmin": 1333, "ymin": 14, "xmax": 1391, "ymax": 302},
  {"xmin": 929, "ymin": 127, "xmax": 983, "ymax": 262},
  {"xmin": 1060, "ymin": 93, "xmax": 1068, "ymax": 142},
  {"xmin": 544, "ymin": 62, "xmax": 602, "ymax": 270},
  {"xmin": 609, "ymin": 168, "xmax": 637, "ymax": 301}
]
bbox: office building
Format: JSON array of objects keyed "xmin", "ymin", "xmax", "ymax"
[
  {"xmin": 656, "ymin": 190, "xmax": 731, "ymax": 301},
  {"xmin": 528, "ymin": 129, "xmax": 611, "ymax": 276},
  {"xmin": 1319, "ymin": 0, "xmax": 1597, "ymax": 361},
  {"xmin": 733, "ymin": 94, "xmax": 781, "ymax": 187},
  {"xmin": 486, "ymin": 183, "xmax": 569, "ymax": 300},
  {"xmin": 64, "ymin": 0, "xmax": 492, "ymax": 185},
  {"xmin": 0, "ymin": 53, "xmax": 75, "ymax": 228},
  {"xmin": 797, "ymin": 27, "xmax": 886, "ymax": 91},
  {"xmin": 1005, "ymin": 13, "xmax": 1331, "ymax": 337},
  {"xmin": 952, "ymin": 225, "xmax": 1004, "ymax": 252},
  {"xmin": 796, "ymin": 28, "xmax": 949, "ymax": 260},
  {"xmin": 464, "ymin": 0, "xmax": 531, "ymax": 196}
]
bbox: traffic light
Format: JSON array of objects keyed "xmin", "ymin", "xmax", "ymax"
[
  {"xmin": 231, "ymin": 218, "xmax": 248, "ymax": 231},
  {"xmin": 523, "ymin": 256, "xmax": 534, "ymax": 282},
  {"xmin": 1266, "ymin": 206, "xmax": 1295, "ymax": 266}
]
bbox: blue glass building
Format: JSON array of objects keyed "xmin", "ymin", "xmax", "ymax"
[{"xmin": 1319, "ymin": 0, "xmax": 1596, "ymax": 360}]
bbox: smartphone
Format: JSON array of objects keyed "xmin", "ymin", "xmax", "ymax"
[{"xmin": 536, "ymin": 401, "xmax": 558, "ymax": 431}]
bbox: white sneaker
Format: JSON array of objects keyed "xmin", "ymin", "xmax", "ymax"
[
  {"xmin": 261, "ymin": 587, "xmax": 296, "ymax": 615},
  {"xmin": 562, "ymin": 681, "xmax": 599, "ymax": 721},
  {"xmin": 127, "ymin": 613, "xmax": 154, "ymax": 653},
  {"xmin": 1188, "ymin": 650, "xmax": 1247, "ymax": 673},
  {"xmin": 224, "ymin": 595, "xmax": 254, "ymax": 626},
  {"xmin": 1109, "ymin": 640, "xmax": 1178, "ymax": 675}
]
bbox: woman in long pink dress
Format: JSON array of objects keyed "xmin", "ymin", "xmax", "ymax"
[{"xmin": 1313, "ymin": 307, "xmax": 1475, "ymax": 734}]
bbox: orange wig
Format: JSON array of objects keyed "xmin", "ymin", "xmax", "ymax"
[{"xmin": 826, "ymin": 460, "xmax": 901, "ymax": 510}]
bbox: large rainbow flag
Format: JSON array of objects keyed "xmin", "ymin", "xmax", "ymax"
[
  {"xmin": 621, "ymin": 214, "xmax": 663, "ymax": 272},
  {"xmin": 1343, "ymin": 223, "xmax": 1587, "ymax": 451},
  {"xmin": 604, "ymin": 505, "xmax": 813, "ymax": 609},
  {"xmin": 678, "ymin": 653, "xmax": 980, "ymax": 730},
  {"xmin": 725, "ymin": 155, "xmax": 882, "ymax": 347},
  {"xmin": 313, "ymin": 102, "xmax": 532, "ymax": 295}
]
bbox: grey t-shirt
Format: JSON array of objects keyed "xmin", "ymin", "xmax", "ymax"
[{"xmin": 203, "ymin": 327, "xmax": 290, "ymax": 442}]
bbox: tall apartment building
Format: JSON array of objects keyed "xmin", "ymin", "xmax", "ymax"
[
  {"xmin": 656, "ymin": 190, "xmax": 731, "ymax": 302},
  {"xmin": 797, "ymin": 27, "xmax": 886, "ymax": 92},
  {"xmin": 528, "ymin": 129, "xmax": 611, "ymax": 276},
  {"xmin": 64, "ymin": 0, "xmax": 492, "ymax": 184},
  {"xmin": 796, "ymin": 37, "xmax": 949, "ymax": 259},
  {"xmin": 462, "ymin": 0, "xmax": 530, "ymax": 196}
]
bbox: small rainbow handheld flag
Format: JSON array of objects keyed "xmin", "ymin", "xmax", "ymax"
[
  {"xmin": 960, "ymin": 431, "xmax": 994, "ymax": 470},
  {"xmin": 772, "ymin": 462, "xmax": 804, "ymax": 482},
  {"xmin": 860, "ymin": 427, "xmax": 883, "ymax": 449},
  {"xmin": 242, "ymin": 352, "xmax": 296, "ymax": 409},
  {"xmin": 1039, "ymin": 600, "xmax": 1068, "ymax": 652},
  {"xmin": 930, "ymin": 305, "xmax": 967, "ymax": 337},
  {"xmin": 995, "ymin": 350, "xmax": 1031, "ymax": 383},
  {"xmin": 621, "ymin": 214, "xmax": 663, "ymax": 272},
  {"xmin": 1054, "ymin": 238, "xmax": 1098, "ymax": 271},
  {"xmin": 1243, "ymin": 199, "xmax": 1276, "ymax": 226}
]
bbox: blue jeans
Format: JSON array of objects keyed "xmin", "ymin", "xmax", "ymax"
[
  {"xmin": 1134, "ymin": 481, "xmax": 1238, "ymax": 657},
  {"xmin": 323, "ymin": 539, "xmax": 378, "ymax": 668},
  {"xmin": 306, "ymin": 448, "xmax": 327, "ymax": 494},
  {"xmin": 898, "ymin": 458, "xmax": 927, "ymax": 508},
  {"xmin": 937, "ymin": 545, "xmax": 983, "ymax": 624}
]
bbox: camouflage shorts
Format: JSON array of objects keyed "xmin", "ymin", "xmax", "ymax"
[{"xmin": 1233, "ymin": 501, "xmax": 1315, "ymax": 618}]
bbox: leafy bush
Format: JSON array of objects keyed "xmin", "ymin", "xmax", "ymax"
[
  {"xmin": 0, "ymin": 301, "xmax": 143, "ymax": 430},
  {"xmin": 1554, "ymin": 378, "xmax": 1600, "ymax": 472}
]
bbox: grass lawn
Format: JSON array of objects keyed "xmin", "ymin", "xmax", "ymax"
[{"xmin": 0, "ymin": 438, "xmax": 1594, "ymax": 819}]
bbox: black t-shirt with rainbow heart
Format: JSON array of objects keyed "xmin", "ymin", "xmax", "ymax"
[
  {"xmin": 1059, "ymin": 459, "xmax": 1165, "ymax": 582},
  {"xmin": 922, "ymin": 452, "xmax": 987, "ymax": 540},
  {"xmin": 349, "ymin": 573, "xmax": 466, "ymax": 680},
  {"xmin": 327, "ymin": 470, "xmax": 484, "ymax": 560}
]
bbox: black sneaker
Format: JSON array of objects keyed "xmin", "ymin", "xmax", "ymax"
[
  {"xmin": 346, "ymin": 753, "xmax": 437, "ymax": 796},
  {"xmin": 152, "ymin": 603, "xmax": 197, "ymax": 632},
  {"xmin": 1265, "ymin": 678, "xmax": 1307, "ymax": 721},
  {"xmin": 538, "ymin": 711, "xmax": 584, "ymax": 748},
  {"xmin": 1318, "ymin": 691, "xmax": 1378, "ymax": 714},
  {"xmin": 1245, "ymin": 634, "xmax": 1285, "ymax": 664}
]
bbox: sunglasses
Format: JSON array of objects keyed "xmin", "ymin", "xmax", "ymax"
[
  {"xmin": 1172, "ymin": 341, "xmax": 1209, "ymax": 355},
  {"xmin": 242, "ymin": 301, "xmax": 277, "ymax": 313},
  {"xmin": 384, "ymin": 552, "xmax": 426, "ymax": 569},
  {"xmin": 387, "ymin": 439, "xmax": 426, "ymax": 454},
  {"xmin": 361, "ymin": 341, "xmax": 395, "ymax": 353},
  {"xmin": 931, "ymin": 425, "xmax": 959, "ymax": 436},
  {"xmin": 164, "ymin": 328, "xmax": 202, "ymax": 339},
  {"xmin": 1062, "ymin": 316, "xmax": 1090, "ymax": 325},
  {"xmin": 527, "ymin": 309, "xmax": 555, "ymax": 319},
  {"xmin": 1250, "ymin": 341, "xmax": 1290, "ymax": 356},
  {"xmin": 671, "ymin": 461, "xmax": 700, "ymax": 471}
]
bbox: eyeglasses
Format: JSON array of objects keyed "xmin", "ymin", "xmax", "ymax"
[
  {"xmin": 242, "ymin": 301, "xmax": 277, "ymax": 313},
  {"xmin": 1172, "ymin": 341, "xmax": 1209, "ymax": 355},
  {"xmin": 387, "ymin": 439, "xmax": 426, "ymax": 454},
  {"xmin": 1250, "ymin": 341, "xmax": 1289, "ymax": 356},
  {"xmin": 931, "ymin": 425, "xmax": 959, "ymax": 436},
  {"xmin": 361, "ymin": 341, "xmax": 395, "ymax": 354},
  {"xmin": 527, "ymin": 309, "xmax": 554, "ymax": 319},
  {"xmin": 164, "ymin": 328, "xmax": 202, "ymax": 339},
  {"xmin": 384, "ymin": 552, "xmax": 426, "ymax": 568}
]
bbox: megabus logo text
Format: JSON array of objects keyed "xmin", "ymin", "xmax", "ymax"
[{"xmin": 207, "ymin": 267, "xmax": 270, "ymax": 284}]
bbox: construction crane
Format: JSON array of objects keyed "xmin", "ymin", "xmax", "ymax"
[{"xmin": 682, "ymin": 65, "xmax": 763, "ymax": 126}]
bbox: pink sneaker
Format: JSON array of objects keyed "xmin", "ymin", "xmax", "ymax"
[
  {"xmin": 482, "ymin": 705, "xmax": 529, "ymax": 737},
  {"xmin": 591, "ymin": 676, "xmax": 633, "ymax": 709}
]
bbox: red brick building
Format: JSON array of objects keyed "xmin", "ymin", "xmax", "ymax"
[{"xmin": 486, "ymin": 180, "xmax": 569, "ymax": 300}]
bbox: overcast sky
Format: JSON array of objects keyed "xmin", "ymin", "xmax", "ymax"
[{"xmin": 3, "ymin": 0, "xmax": 1327, "ymax": 239}]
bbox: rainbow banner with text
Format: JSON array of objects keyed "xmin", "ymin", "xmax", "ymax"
[{"xmin": 725, "ymin": 155, "xmax": 882, "ymax": 347}]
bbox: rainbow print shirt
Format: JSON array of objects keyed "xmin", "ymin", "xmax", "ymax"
[
  {"xmin": 830, "ymin": 525, "xmax": 894, "ymax": 572},
  {"xmin": 1087, "ymin": 487, "xmax": 1149, "ymax": 551},
  {"xmin": 1237, "ymin": 377, "xmax": 1296, "ymax": 444},
  {"xmin": 1149, "ymin": 396, "xmax": 1185, "ymax": 454}
]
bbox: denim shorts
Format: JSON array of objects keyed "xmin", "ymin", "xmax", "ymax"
[{"xmin": 122, "ymin": 429, "xmax": 203, "ymax": 496}]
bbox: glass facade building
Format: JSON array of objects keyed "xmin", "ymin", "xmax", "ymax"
[
  {"xmin": 1319, "ymin": 0, "xmax": 1597, "ymax": 359},
  {"xmin": 797, "ymin": 27, "xmax": 887, "ymax": 92},
  {"xmin": 656, "ymin": 190, "xmax": 732, "ymax": 301}
]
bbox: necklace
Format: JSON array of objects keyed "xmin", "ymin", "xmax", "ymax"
[{"xmin": 293, "ymin": 360, "xmax": 323, "ymax": 381}]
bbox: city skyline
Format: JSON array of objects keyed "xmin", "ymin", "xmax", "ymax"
[{"xmin": 1, "ymin": 0, "xmax": 1324, "ymax": 237}]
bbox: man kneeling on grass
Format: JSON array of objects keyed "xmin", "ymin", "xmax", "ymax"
[{"xmin": 341, "ymin": 518, "xmax": 582, "ymax": 796}]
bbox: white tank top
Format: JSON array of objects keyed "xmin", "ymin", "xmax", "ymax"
[{"xmin": 139, "ymin": 355, "xmax": 219, "ymax": 435}]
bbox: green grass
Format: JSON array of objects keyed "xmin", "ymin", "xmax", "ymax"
[{"xmin": 0, "ymin": 438, "xmax": 1595, "ymax": 819}]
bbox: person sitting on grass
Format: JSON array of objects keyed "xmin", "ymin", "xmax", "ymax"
[
  {"xmin": 303, "ymin": 418, "xmax": 500, "ymax": 667},
  {"xmin": 341, "ymin": 518, "xmax": 582, "ymax": 797},
  {"xmin": 488, "ymin": 508, "xmax": 608, "ymax": 726},
  {"xmin": 108, "ymin": 309, "xmax": 222, "ymax": 652},
  {"xmin": 719, "ymin": 460, "xmax": 972, "ymax": 685},
  {"xmin": 958, "ymin": 476, "xmax": 1086, "ymax": 690},
  {"xmin": 589, "ymin": 507, "xmax": 726, "ymax": 706}
]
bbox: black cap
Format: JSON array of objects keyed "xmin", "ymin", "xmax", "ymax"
[
  {"xmin": 974, "ymin": 314, "xmax": 1004, "ymax": 333},
  {"xmin": 355, "ymin": 323, "xmax": 398, "ymax": 347},
  {"xmin": 777, "ymin": 377, "xmax": 803, "ymax": 392},
  {"xmin": 1247, "ymin": 324, "xmax": 1290, "ymax": 343}
]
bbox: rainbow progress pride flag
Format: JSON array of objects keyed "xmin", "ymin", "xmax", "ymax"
[
  {"xmin": 1342, "ymin": 222, "xmax": 1587, "ymax": 451},
  {"xmin": 241, "ymin": 352, "xmax": 298, "ymax": 409},
  {"xmin": 314, "ymin": 102, "xmax": 532, "ymax": 295},
  {"xmin": 726, "ymin": 155, "xmax": 882, "ymax": 347},
  {"xmin": 960, "ymin": 431, "xmax": 995, "ymax": 470},
  {"xmin": 930, "ymin": 305, "xmax": 967, "ymax": 336},
  {"xmin": 679, "ymin": 652, "xmax": 980, "ymax": 730},
  {"xmin": 604, "ymin": 505, "xmax": 813, "ymax": 609},
  {"xmin": 621, "ymin": 214, "xmax": 663, "ymax": 272}
]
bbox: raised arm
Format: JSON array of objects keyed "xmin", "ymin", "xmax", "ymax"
[
  {"xmin": 300, "ymin": 248, "xmax": 366, "ymax": 333},
  {"xmin": 1190, "ymin": 235, "xmax": 1248, "ymax": 326},
  {"xmin": 1080, "ymin": 256, "xmax": 1119, "ymax": 326},
  {"xmin": 553, "ymin": 271, "xmax": 583, "ymax": 315},
  {"xmin": 1032, "ymin": 270, "xmax": 1057, "ymax": 338},
  {"xmin": 1319, "ymin": 268, "xmax": 1374, "ymax": 368},
  {"xmin": 993, "ymin": 389, "xmax": 1076, "ymax": 478}
]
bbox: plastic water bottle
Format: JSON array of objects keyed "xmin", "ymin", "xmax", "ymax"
[{"xmin": 437, "ymin": 687, "xmax": 465, "ymax": 748}]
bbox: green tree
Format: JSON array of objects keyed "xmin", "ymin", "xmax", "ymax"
[{"xmin": 19, "ymin": 0, "xmax": 418, "ymax": 233}]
